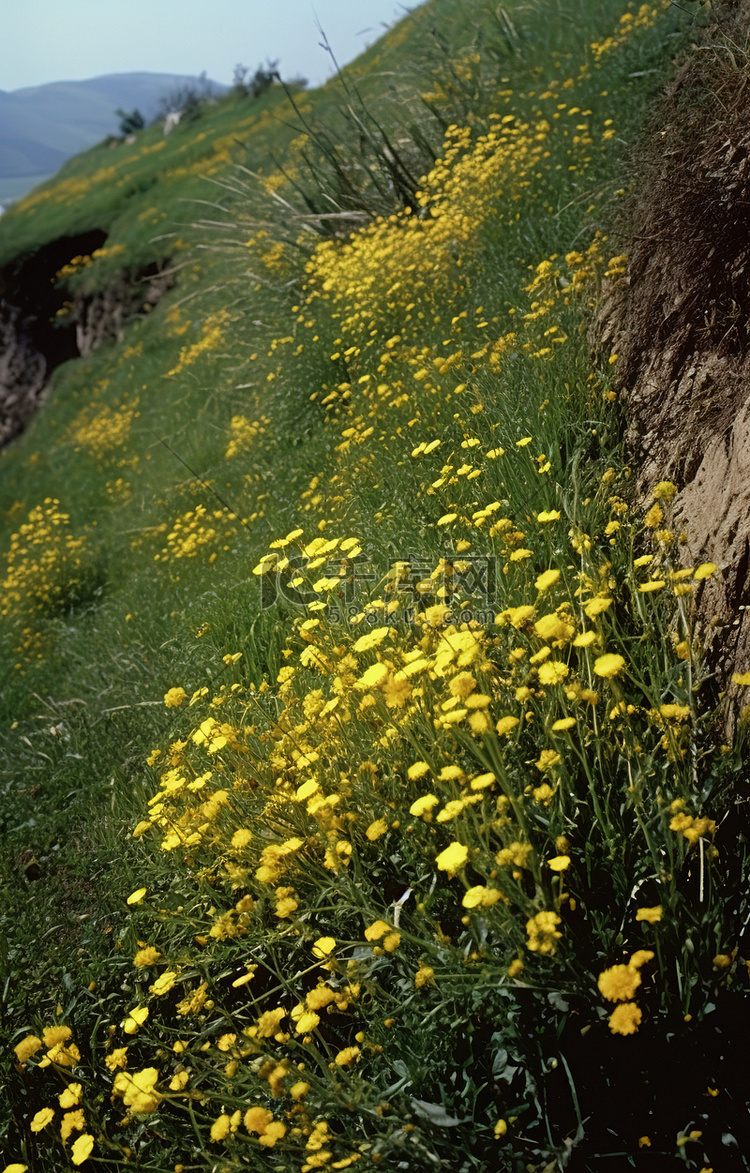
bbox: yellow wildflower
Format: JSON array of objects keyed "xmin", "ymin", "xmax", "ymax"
[
  {"xmin": 435, "ymin": 841, "xmax": 468, "ymax": 876},
  {"xmin": 608, "ymin": 1002, "xmax": 642, "ymax": 1035},
  {"xmin": 30, "ymin": 1108, "xmax": 55, "ymax": 1132},
  {"xmin": 597, "ymin": 964, "xmax": 641, "ymax": 1002},
  {"xmin": 13, "ymin": 1035, "xmax": 42, "ymax": 1064},
  {"xmin": 525, "ymin": 911, "xmax": 562, "ymax": 955},
  {"xmin": 593, "ymin": 653, "xmax": 625, "ymax": 678},
  {"xmin": 71, "ymin": 1135, "xmax": 95, "ymax": 1166},
  {"xmin": 635, "ymin": 906, "xmax": 662, "ymax": 923}
]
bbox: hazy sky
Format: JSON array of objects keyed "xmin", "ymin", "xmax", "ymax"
[{"xmin": 1, "ymin": 0, "xmax": 419, "ymax": 93}]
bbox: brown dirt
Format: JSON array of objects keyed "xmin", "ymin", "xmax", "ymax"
[
  {"xmin": 595, "ymin": 0, "xmax": 750, "ymax": 702},
  {"xmin": 0, "ymin": 237, "xmax": 173, "ymax": 448}
]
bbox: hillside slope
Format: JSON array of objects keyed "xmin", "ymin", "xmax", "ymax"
[
  {"xmin": 2, "ymin": 3, "xmax": 749, "ymax": 1171},
  {"xmin": 0, "ymin": 72, "xmax": 225, "ymax": 202}
]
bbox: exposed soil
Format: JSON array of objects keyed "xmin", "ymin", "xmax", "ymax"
[
  {"xmin": 0, "ymin": 231, "xmax": 173, "ymax": 448},
  {"xmin": 595, "ymin": 0, "xmax": 750, "ymax": 704}
]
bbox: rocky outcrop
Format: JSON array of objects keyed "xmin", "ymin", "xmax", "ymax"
[
  {"xmin": 0, "ymin": 303, "xmax": 48, "ymax": 445},
  {"xmin": 595, "ymin": 1, "xmax": 750, "ymax": 701},
  {"xmin": 71, "ymin": 264, "xmax": 173, "ymax": 357},
  {"xmin": 0, "ymin": 230, "xmax": 172, "ymax": 446}
]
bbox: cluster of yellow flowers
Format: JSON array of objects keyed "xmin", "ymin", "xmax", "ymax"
[
  {"xmin": 590, "ymin": 2, "xmax": 668, "ymax": 60},
  {"xmin": 13, "ymin": 1028, "xmax": 94, "ymax": 1165},
  {"xmin": 10, "ymin": 3, "xmax": 734, "ymax": 1168},
  {"xmin": 166, "ymin": 309, "xmax": 231, "ymax": 377},
  {"xmin": 153, "ymin": 504, "xmax": 243, "ymax": 562},
  {"xmin": 0, "ymin": 499, "xmax": 87, "ymax": 619},
  {"xmin": 302, "ymin": 114, "xmax": 566, "ymax": 358},
  {"xmin": 68, "ymin": 400, "xmax": 139, "ymax": 456},
  {"xmin": 225, "ymin": 413, "xmax": 269, "ymax": 459}
]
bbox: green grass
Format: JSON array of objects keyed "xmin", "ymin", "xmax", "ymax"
[{"xmin": 4, "ymin": 1, "xmax": 748, "ymax": 1170}]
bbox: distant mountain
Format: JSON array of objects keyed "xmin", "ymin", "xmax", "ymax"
[{"xmin": 0, "ymin": 72, "xmax": 226, "ymax": 202}]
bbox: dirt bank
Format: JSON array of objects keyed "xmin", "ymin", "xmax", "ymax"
[{"xmin": 596, "ymin": 0, "xmax": 750, "ymax": 705}]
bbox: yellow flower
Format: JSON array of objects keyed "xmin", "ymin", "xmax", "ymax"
[
  {"xmin": 597, "ymin": 964, "xmax": 641, "ymax": 1002},
  {"xmin": 71, "ymin": 1134, "xmax": 95, "ymax": 1166},
  {"xmin": 584, "ymin": 595, "xmax": 612, "ymax": 618},
  {"xmin": 535, "ymin": 748, "xmax": 561, "ymax": 772},
  {"xmin": 537, "ymin": 660, "xmax": 569, "ymax": 685},
  {"xmin": 364, "ymin": 920, "xmax": 391, "ymax": 942},
  {"xmin": 60, "ymin": 1109, "xmax": 86, "ymax": 1144},
  {"xmin": 608, "ymin": 1001, "xmax": 642, "ymax": 1035},
  {"xmin": 353, "ymin": 626, "xmax": 390, "ymax": 653},
  {"xmin": 495, "ymin": 715, "xmax": 520, "ymax": 736},
  {"xmin": 312, "ymin": 936, "xmax": 337, "ymax": 959},
  {"xmin": 43, "ymin": 1025, "xmax": 72, "ymax": 1049},
  {"xmin": 435, "ymin": 841, "xmax": 469, "ymax": 876},
  {"xmin": 659, "ymin": 704, "xmax": 690, "ymax": 721},
  {"xmin": 551, "ymin": 717, "xmax": 576, "ymax": 731},
  {"xmin": 210, "ymin": 1114, "xmax": 232, "ymax": 1142},
  {"xmin": 150, "ymin": 971, "xmax": 177, "ymax": 997},
  {"xmin": 409, "ymin": 794, "xmax": 439, "ymax": 817},
  {"xmin": 381, "ymin": 671, "xmax": 412, "ymax": 707},
  {"xmin": 593, "ymin": 653, "xmax": 625, "ymax": 678},
  {"xmin": 126, "ymin": 887, "xmax": 146, "ymax": 905},
  {"xmin": 415, "ymin": 963, "xmax": 435, "ymax": 988},
  {"xmin": 13, "ymin": 1035, "xmax": 42, "ymax": 1064},
  {"xmin": 525, "ymin": 911, "xmax": 562, "ymax": 955},
  {"xmin": 365, "ymin": 818, "xmax": 389, "ymax": 840},
  {"xmin": 497, "ymin": 841, "xmax": 533, "ymax": 869},
  {"xmin": 163, "ymin": 686, "xmax": 187, "ymax": 708},
  {"xmin": 652, "ymin": 480, "xmax": 677, "ymax": 503},
  {"xmin": 334, "ymin": 1045, "xmax": 361, "ymax": 1066},
  {"xmin": 694, "ymin": 562, "xmax": 717, "ymax": 580},
  {"xmin": 231, "ymin": 828, "xmax": 253, "ymax": 849},
  {"xmin": 123, "ymin": 1005, "xmax": 149, "ymax": 1034},
  {"xmin": 732, "ymin": 672, "xmax": 750, "ymax": 687},
  {"xmin": 462, "ymin": 885, "xmax": 502, "ymax": 908},
  {"xmin": 407, "ymin": 761, "xmax": 430, "ymax": 780},
  {"xmin": 104, "ymin": 1047, "xmax": 128, "ymax": 1072},
  {"xmin": 638, "ymin": 580, "xmax": 665, "ymax": 593},
  {"xmin": 629, "ymin": 950, "xmax": 654, "ymax": 969},
  {"xmin": 635, "ymin": 905, "xmax": 662, "ymax": 923},
  {"xmin": 535, "ymin": 568, "xmax": 561, "ymax": 593},
  {"xmin": 497, "ymin": 604, "xmax": 536, "ymax": 628},
  {"xmin": 59, "ymin": 1083, "xmax": 82, "ymax": 1108},
  {"xmin": 113, "ymin": 1067, "xmax": 160, "ymax": 1114},
  {"xmin": 245, "ymin": 1106, "xmax": 274, "ymax": 1135},
  {"xmin": 133, "ymin": 946, "xmax": 161, "ymax": 967},
  {"xmin": 30, "ymin": 1108, "xmax": 55, "ymax": 1132},
  {"xmin": 355, "ymin": 661, "xmax": 389, "ymax": 690},
  {"xmin": 643, "ymin": 503, "xmax": 663, "ymax": 528},
  {"xmin": 547, "ymin": 855, "xmax": 571, "ymax": 872}
]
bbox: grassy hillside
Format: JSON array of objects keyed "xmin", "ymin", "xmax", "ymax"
[
  {"xmin": 2, "ymin": 1, "xmax": 748, "ymax": 1170},
  {"xmin": 0, "ymin": 73, "xmax": 227, "ymax": 203}
]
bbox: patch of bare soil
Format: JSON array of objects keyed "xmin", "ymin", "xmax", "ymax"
[
  {"xmin": 0, "ymin": 234, "xmax": 173, "ymax": 448},
  {"xmin": 596, "ymin": 0, "xmax": 750, "ymax": 702}
]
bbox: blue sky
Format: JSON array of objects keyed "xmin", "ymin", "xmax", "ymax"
[{"xmin": 1, "ymin": 0, "xmax": 418, "ymax": 93}]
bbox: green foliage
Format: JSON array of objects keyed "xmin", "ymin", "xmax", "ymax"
[
  {"xmin": 115, "ymin": 108, "xmax": 146, "ymax": 136},
  {"xmin": 232, "ymin": 61, "xmax": 281, "ymax": 99}
]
